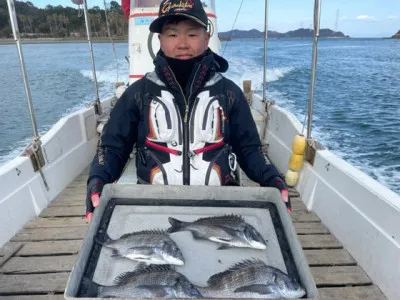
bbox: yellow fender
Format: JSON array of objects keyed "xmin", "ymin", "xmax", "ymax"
[
  {"xmin": 289, "ymin": 154, "xmax": 304, "ymax": 171},
  {"xmin": 292, "ymin": 134, "xmax": 306, "ymax": 155},
  {"xmin": 285, "ymin": 134, "xmax": 306, "ymax": 187},
  {"xmin": 285, "ymin": 170, "xmax": 299, "ymax": 187}
]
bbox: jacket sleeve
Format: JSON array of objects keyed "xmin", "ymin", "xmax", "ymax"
[
  {"xmin": 228, "ymin": 82, "xmax": 281, "ymax": 187},
  {"xmin": 88, "ymin": 84, "xmax": 140, "ymax": 183}
]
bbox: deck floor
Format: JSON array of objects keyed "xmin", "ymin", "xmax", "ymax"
[{"xmin": 0, "ymin": 168, "xmax": 386, "ymax": 299}]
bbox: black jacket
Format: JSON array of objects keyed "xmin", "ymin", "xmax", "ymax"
[{"xmin": 89, "ymin": 49, "xmax": 282, "ymax": 187}]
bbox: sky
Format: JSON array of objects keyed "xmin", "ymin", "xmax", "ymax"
[{"xmin": 30, "ymin": 0, "xmax": 400, "ymax": 38}]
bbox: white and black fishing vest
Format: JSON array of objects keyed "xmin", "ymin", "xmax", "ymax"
[
  {"xmin": 89, "ymin": 50, "xmax": 282, "ymax": 189},
  {"xmin": 136, "ymin": 70, "xmax": 235, "ymax": 186}
]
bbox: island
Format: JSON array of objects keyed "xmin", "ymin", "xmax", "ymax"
[
  {"xmin": 218, "ymin": 28, "xmax": 349, "ymax": 40},
  {"xmin": 392, "ymin": 30, "xmax": 400, "ymax": 39}
]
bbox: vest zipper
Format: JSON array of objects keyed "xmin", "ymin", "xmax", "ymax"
[
  {"xmin": 167, "ymin": 64, "xmax": 201, "ymax": 185},
  {"xmin": 173, "ymin": 102, "xmax": 183, "ymax": 145}
]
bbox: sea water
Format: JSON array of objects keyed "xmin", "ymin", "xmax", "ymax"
[{"xmin": 0, "ymin": 38, "xmax": 399, "ymax": 194}]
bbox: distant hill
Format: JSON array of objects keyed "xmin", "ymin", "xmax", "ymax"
[
  {"xmin": 392, "ymin": 30, "xmax": 400, "ymax": 38},
  {"xmin": 0, "ymin": 1, "xmax": 127, "ymax": 39},
  {"xmin": 218, "ymin": 29, "xmax": 283, "ymax": 39},
  {"xmin": 219, "ymin": 28, "xmax": 349, "ymax": 39},
  {"xmin": 285, "ymin": 28, "xmax": 349, "ymax": 38}
]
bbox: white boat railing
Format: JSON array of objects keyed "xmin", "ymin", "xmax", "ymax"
[
  {"xmin": 0, "ymin": 98, "xmax": 113, "ymax": 248},
  {"xmin": 252, "ymin": 94, "xmax": 400, "ymax": 300}
]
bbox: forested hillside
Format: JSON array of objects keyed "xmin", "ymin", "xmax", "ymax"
[{"xmin": 0, "ymin": 0, "xmax": 127, "ymax": 38}]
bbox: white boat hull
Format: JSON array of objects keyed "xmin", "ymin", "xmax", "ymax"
[
  {"xmin": 1, "ymin": 90, "xmax": 399, "ymax": 299},
  {"xmin": 251, "ymin": 94, "xmax": 400, "ymax": 300},
  {"xmin": 0, "ymin": 99, "xmax": 113, "ymax": 247}
]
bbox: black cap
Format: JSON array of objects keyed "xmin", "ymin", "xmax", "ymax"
[{"xmin": 150, "ymin": 0, "xmax": 208, "ymax": 33}]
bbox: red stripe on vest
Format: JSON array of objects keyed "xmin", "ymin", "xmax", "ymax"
[
  {"xmin": 145, "ymin": 140, "xmax": 182, "ymax": 156},
  {"xmin": 194, "ymin": 140, "xmax": 225, "ymax": 155}
]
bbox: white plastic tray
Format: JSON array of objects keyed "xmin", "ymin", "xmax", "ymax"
[{"xmin": 65, "ymin": 184, "xmax": 318, "ymax": 299}]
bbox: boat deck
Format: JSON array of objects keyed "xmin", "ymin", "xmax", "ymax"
[{"xmin": 0, "ymin": 168, "xmax": 387, "ymax": 299}]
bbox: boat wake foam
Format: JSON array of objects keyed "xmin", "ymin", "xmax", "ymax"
[{"xmin": 226, "ymin": 56, "xmax": 294, "ymax": 90}]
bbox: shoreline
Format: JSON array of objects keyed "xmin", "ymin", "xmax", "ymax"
[
  {"xmin": 1, "ymin": 37, "xmax": 396, "ymax": 45},
  {"xmin": 0, "ymin": 38, "xmax": 128, "ymax": 45}
]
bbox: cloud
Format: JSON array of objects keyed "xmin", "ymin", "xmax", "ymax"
[
  {"xmin": 356, "ymin": 15, "xmax": 376, "ymax": 20},
  {"xmin": 388, "ymin": 16, "xmax": 399, "ymax": 20}
]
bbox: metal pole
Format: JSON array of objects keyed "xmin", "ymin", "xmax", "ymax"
[
  {"xmin": 6, "ymin": 0, "xmax": 39, "ymax": 138},
  {"xmin": 82, "ymin": 0, "xmax": 101, "ymax": 114},
  {"xmin": 7, "ymin": 0, "xmax": 49, "ymax": 191},
  {"xmin": 307, "ymin": 0, "xmax": 322, "ymax": 140},
  {"xmin": 262, "ymin": 0, "xmax": 269, "ymax": 102}
]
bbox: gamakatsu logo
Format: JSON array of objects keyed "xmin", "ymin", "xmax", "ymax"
[{"xmin": 161, "ymin": 0, "xmax": 194, "ymax": 13}]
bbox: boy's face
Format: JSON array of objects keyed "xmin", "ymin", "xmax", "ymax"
[{"xmin": 159, "ymin": 19, "xmax": 210, "ymax": 59}]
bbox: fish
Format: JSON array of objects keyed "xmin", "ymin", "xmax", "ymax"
[
  {"xmin": 83, "ymin": 265, "xmax": 202, "ymax": 298},
  {"xmin": 200, "ymin": 259, "xmax": 306, "ymax": 299},
  {"xmin": 167, "ymin": 215, "xmax": 267, "ymax": 250},
  {"xmin": 95, "ymin": 229, "xmax": 185, "ymax": 265}
]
